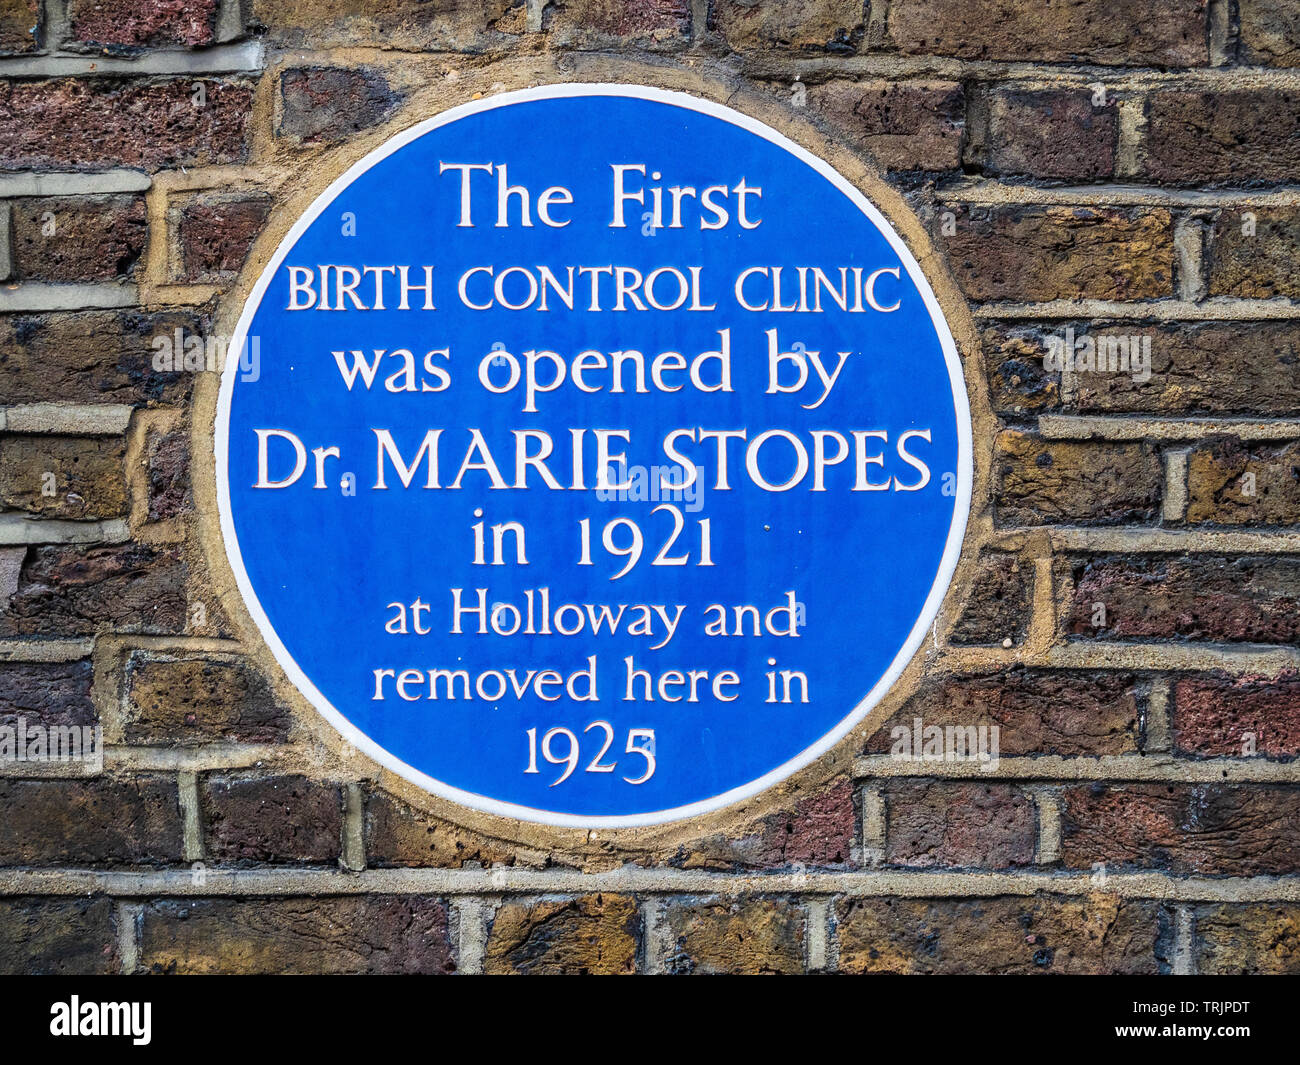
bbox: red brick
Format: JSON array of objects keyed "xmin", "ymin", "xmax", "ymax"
[
  {"xmin": 69, "ymin": 0, "xmax": 218, "ymax": 48},
  {"xmin": 1061, "ymin": 783, "xmax": 1300, "ymax": 875},
  {"xmin": 1143, "ymin": 91, "xmax": 1300, "ymax": 185},
  {"xmin": 547, "ymin": 0, "xmax": 689, "ymax": 47},
  {"xmin": 144, "ymin": 425, "xmax": 191, "ymax": 522},
  {"xmin": 139, "ymin": 896, "xmax": 455, "ymax": 973},
  {"xmin": 0, "ymin": 78, "xmax": 251, "ymax": 171},
  {"xmin": 0, "ymin": 778, "xmax": 184, "ymax": 866},
  {"xmin": 1174, "ymin": 671, "xmax": 1300, "ymax": 760},
  {"xmin": 278, "ymin": 67, "xmax": 404, "ymax": 144},
  {"xmin": 0, "ymin": 659, "xmax": 96, "ymax": 731},
  {"xmin": 809, "ymin": 80, "xmax": 964, "ymax": 172},
  {"xmin": 1066, "ymin": 555, "xmax": 1300, "ymax": 644},
  {"xmin": 202, "ymin": 774, "xmax": 342, "ymax": 864},
  {"xmin": 986, "ymin": 90, "xmax": 1118, "ymax": 181},
  {"xmin": 174, "ymin": 192, "xmax": 270, "ymax": 282},
  {"xmin": 883, "ymin": 781, "xmax": 1037, "ymax": 869},
  {"xmin": 887, "ymin": 0, "xmax": 1207, "ymax": 66},
  {"xmin": 9, "ymin": 195, "xmax": 146, "ymax": 282}
]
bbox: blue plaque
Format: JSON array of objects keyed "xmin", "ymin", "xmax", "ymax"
[{"xmin": 216, "ymin": 85, "xmax": 972, "ymax": 826}]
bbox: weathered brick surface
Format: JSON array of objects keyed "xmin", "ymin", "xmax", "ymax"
[
  {"xmin": 869, "ymin": 670, "xmax": 1142, "ymax": 758},
  {"xmin": 949, "ymin": 551, "xmax": 1031, "ymax": 646},
  {"xmin": 1066, "ymin": 556, "xmax": 1300, "ymax": 644},
  {"xmin": 0, "ymin": 0, "xmax": 37, "ymax": 54},
  {"xmin": 1195, "ymin": 904, "xmax": 1300, "ymax": 975},
  {"xmin": 485, "ymin": 894, "xmax": 639, "ymax": 974},
  {"xmin": 666, "ymin": 779, "xmax": 856, "ymax": 870},
  {"xmin": 250, "ymin": 0, "xmax": 514, "ymax": 50},
  {"xmin": 808, "ymin": 81, "xmax": 964, "ymax": 172},
  {"xmin": 278, "ymin": 66, "xmax": 405, "ymax": 144},
  {"xmin": 0, "ymin": 434, "xmax": 128, "ymax": 520},
  {"xmin": 1208, "ymin": 207, "xmax": 1300, "ymax": 299},
  {"xmin": 0, "ymin": 78, "xmax": 252, "ymax": 171},
  {"xmin": 1173, "ymin": 671, "xmax": 1300, "ymax": 760},
  {"xmin": 1185, "ymin": 437, "xmax": 1300, "ymax": 527},
  {"xmin": 984, "ymin": 321, "xmax": 1300, "ymax": 416},
  {"xmin": 201, "ymin": 774, "xmax": 342, "ymax": 863},
  {"xmin": 883, "ymin": 781, "xmax": 1036, "ymax": 869},
  {"xmin": 139, "ymin": 896, "xmax": 455, "ymax": 974},
  {"xmin": 711, "ymin": 0, "xmax": 863, "ymax": 53},
  {"xmin": 664, "ymin": 898, "xmax": 806, "ymax": 974},
  {"xmin": 144, "ymin": 425, "xmax": 191, "ymax": 521},
  {"xmin": 0, "ymin": 898, "xmax": 119, "ymax": 975},
  {"xmin": 1142, "ymin": 91, "xmax": 1300, "ymax": 185},
  {"xmin": 938, "ymin": 206, "xmax": 1174, "ymax": 302},
  {"xmin": 68, "ymin": 0, "xmax": 219, "ymax": 49},
  {"xmin": 9, "ymin": 195, "xmax": 147, "ymax": 282},
  {"xmin": 0, "ymin": 778, "xmax": 184, "ymax": 866},
  {"xmin": 174, "ymin": 192, "xmax": 271, "ymax": 283},
  {"xmin": 886, "ymin": 0, "xmax": 1207, "ymax": 66},
  {"xmin": 0, "ymin": 659, "xmax": 96, "ymax": 729},
  {"xmin": 836, "ymin": 895, "xmax": 1172, "ymax": 974},
  {"xmin": 1239, "ymin": 0, "xmax": 1300, "ymax": 66},
  {"xmin": 1060, "ymin": 784, "xmax": 1300, "ymax": 875},
  {"xmin": 0, "ymin": 310, "xmax": 198, "ymax": 407},
  {"xmin": 547, "ymin": 0, "xmax": 689, "ymax": 47},
  {"xmin": 994, "ymin": 432, "xmax": 1162, "ymax": 527},
  {"xmin": 125, "ymin": 654, "xmax": 290, "ymax": 746},
  {"xmin": 985, "ymin": 90, "xmax": 1118, "ymax": 181},
  {"xmin": 0, "ymin": 543, "xmax": 188, "ymax": 637},
  {"xmin": 365, "ymin": 788, "xmax": 520, "ymax": 867}
]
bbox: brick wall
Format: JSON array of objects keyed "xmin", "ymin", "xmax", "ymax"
[{"xmin": 1, "ymin": 0, "xmax": 1299, "ymax": 975}]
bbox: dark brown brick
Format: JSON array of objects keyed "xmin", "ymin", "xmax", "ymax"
[
  {"xmin": 949, "ymin": 551, "xmax": 1031, "ymax": 646},
  {"xmin": 1060, "ymin": 783, "xmax": 1300, "ymax": 875},
  {"xmin": 938, "ymin": 206, "xmax": 1174, "ymax": 302},
  {"xmin": 174, "ymin": 192, "xmax": 271, "ymax": 283},
  {"xmin": 251, "ymin": 0, "xmax": 514, "ymax": 51},
  {"xmin": 9, "ymin": 195, "xmax": 146, "ymax": 282},
  {"xmin": 669, "ymin": 779, "xmax": 856, "ymax": 870},
  {"xmin": 547, "ymin": 0, "xmax": 689, "ymax": 47},
  {"xmin": 0, "ymin": 0, "xmax": 37, "ymax": 54},
  {"xmin": 202, "ymin": 773, "xmax": 341, "ymax": 864},
  {"xmin": 69, "ymin": 0, "xmax": 218, "ymax": 49},
  {"xmin": 0, "ymin": 78, "xmax": 251, "ymax": 171},
  {"xmin": 144, "ymin": 425, "xmax": 191, "ymax": 522},
  {"xmin": 1195, "ymin": 904, "xmax": 1300, "ymax": 974},
  {"xmin": 1066, "ymin": 555, "xmax": 1300, "ymax": 644},
  {"xmin": 0, "ymin": 434, "xmax": 128, "ymax": 520},
  {"xmin": 364, "ymin": 788, "xmax": 520, "ymax": 868},
  {"xmin": 887, "ymin": 0, "xmax": 1207, "ymax": 66},
  {"xmin": 868, "ymin": 669, "xmax": 1142, "ymax": 758},
  {"xmin": 664, "ymin": 898, "xmax": 805, "ymax": 974},
  {"xmin": 809, "ymin": 80, "xmax": 964, "ymax": 172},
  {"xmin": 985, "ymin": 90, "xmax": 1118, "ymax": 181},
  {"xmin": 139, "ymin": 896, "xmax": 455, "ymax": 974},
  {"xmin": 1143, "ymin": 91, "xmax": 1300, "ymax": 185},
  {"xmin": 0, "ymin": 897, "xmax": 119, "ymax": 975},
  {"xmin": 125, "ymin": 654, "xmax": 290, "ymax": 746},
  {"xmin": 485, "ymin": 894, "xmax": 639, "ymax": 974},
  {"xmin": 1174, "ymin": 671, "xmax": 1300, "ymax": 760},
  {"xmin": 983, "ymin": 321, "xmax": 1300, "ymax": 417},
  {"xmin": 1240, "ymin": 0, "xmax": 1300, "ymax": 65},
  {"xmin": 0, "ymin": 777, "xmax": 184, "ymax": 866},
  {"xmin": 0, "ymin": 310, "xmax": 199, "ymax": 407},
  {"xmin": 1208, "ymin": 207, "xmax": 1300, "ymax": 299},
  {"xmin": 836, "ymin": 895, "xmax": 1173, "ymax": 974},
  {"xmin": 1185, "ymin": 437, "xmax": 1300, "ymax": 527},
  {"xmin": 278, "ymin": 67, "xmax": 404, "ymax": 144},
  {"xmin": 994, "ymin": 432, "xmax": 1162, "ymax": 527},
  {"xmin": 0, "ymin": 659, "xmax": 96, "ymax": 730},
  {"xmin": 981, "ymin": 325, "xmax": 1062, "ymax": 415},
  {"xmin": 883, "ymin": 781, "xmax": 1036, "ymax": 869},
  {"xmin": 0, "ymin": 543, "xmax": 188, "ymax": 637},
  {"xmin": 710, "ymin": 0, "xmax": 863, "ymax": 53}
]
